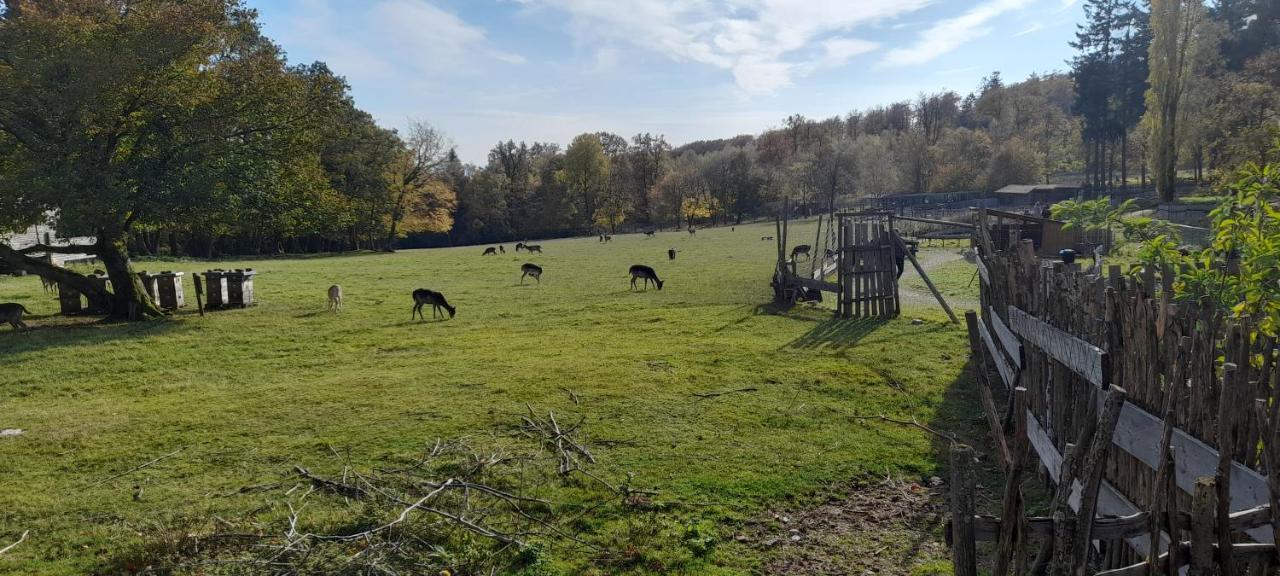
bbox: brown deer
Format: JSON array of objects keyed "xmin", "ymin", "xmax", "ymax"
[
  {"xmin": 629, "ymin": 265, "xmax": 664, "ymax": 291},
  {"xmin": 602, "ymin": 234, "xmax": 612, "ymax": 243},
  {"xmin": 790, "ymin": 244, "xmax": 811, "ymax": 261},
  {"xmin": 411, "ymin": 289, "xmax": 456, "ymax": 321},
  {"xmin": 520, "ymin": 263, "xmax": 543, "ymax": 284},
  {"xmin": 525, "ymin": 244, "xmax": 543, "ymax": 253},
  {"xmin": 40, "ymin": 275, "xmax": 57, "ymax": 295},
  {"xmin": 482, "ymin": 247, "xmax": 497, "ymax": 255},
  {"xmin": 643, "ymin": 230, "xmax": 656, "ymax": 238},
  {"xmin": 688, "ymin": 227, "xmax": 696, "ymax": 236},
  {"xmin": 0, "ymin": 303, "xmax": 32, "ymax": 331},
  {"xmin": 327, "ymin": 285, "xmax": 343, "ymax": 311},
  {"xmin": 515, "ymin": 242, "xmax": 526, "ymax": 252}
]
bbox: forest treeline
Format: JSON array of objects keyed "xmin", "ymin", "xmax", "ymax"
[{"xmin": 1, "ymin": 0, "xmax": 1277, "ymax": 269}]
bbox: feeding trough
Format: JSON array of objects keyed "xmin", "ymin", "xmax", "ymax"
[
  {"xmin": 58, "ymin": 272, "xmax": 111, "ymax": 315},
  {"xmin": 138, "ymin": 271, "xmax": 186, "ymax": 310},
  {"xmin": 201, "ymin": 269, "xmax": 256, "ymax": 309}
]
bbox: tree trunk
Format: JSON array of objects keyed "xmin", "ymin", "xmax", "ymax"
[
  {"xmin": 97, "ymin": 235, "xmax": 165, "ymax": 320},
  {"xmin": 1120, "ymin": 132, "xmax": 1129, "ymax": 192}
]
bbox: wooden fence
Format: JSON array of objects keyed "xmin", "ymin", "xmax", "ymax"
[{"xmin": 955, "ymin": 228, "xmax": 1280, "ymax": 575}]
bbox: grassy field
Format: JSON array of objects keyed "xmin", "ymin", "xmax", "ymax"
[{"xmin": 0, "ymin": 219, "xmax": 982, "ymax": 575}]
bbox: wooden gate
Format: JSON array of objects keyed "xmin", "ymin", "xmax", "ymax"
[{"xmin": 837, "ymin": 211, "xmax": 898, "ymax": 319}]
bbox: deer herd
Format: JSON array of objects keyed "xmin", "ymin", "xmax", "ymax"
[
  {"xmin": 3, "ymin": 228, "xmax": 701, "ymax": 331},
  {"xmin": 320, "ymin": 229, "xmax": 677, "ymax": 326}
]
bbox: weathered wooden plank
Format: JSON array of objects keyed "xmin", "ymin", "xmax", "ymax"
[
  {"xmin": 1025, "ymin": 410, "xmax": 1153, "ymax": 556},
  {"xmin": 1107, "ymin": 397, "xmax": 1274, "ymax": 543},
  {"xmin": 978, "ymin": 319, "xmax": 1017, "ymax": 390},
  {"xmin": 976, "ymin": 253, "xmax": 990, "ymax": 284},
  {"xmin": 987, "ymin": 305, "xmax": 1022, "ymax": 368},
  {"xmin": 1008, "ymin": 305, "xmax": 1108, "ymax": 386}
]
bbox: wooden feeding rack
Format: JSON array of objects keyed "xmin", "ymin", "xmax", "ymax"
[
  {"xmin": 58, "ymin": 272, "xmax": 111, "ymax": 315},
  {"xmin": 772, "ymin": 205, "xmax": 960, "ymax": 323},
  {"xmin": 201, "ymin": 269, "xmax": 256, "ymax": 309},
  {"xmin": 138, "ymin": 271, "xmax": 186, "ymax": 311}
]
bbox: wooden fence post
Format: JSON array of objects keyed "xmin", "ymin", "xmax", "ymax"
[
  {"xmin": 951, "ymin": 443, "xmax": 978, "ymax": 576},
  {"xmin": 995, "ymin": 387, "xmax": 1028, "ymax": 576},
  {"xmin": 1216, "ymin": 362, "xmax": 1239, "ymax": 576},
  {"xmin": 1189, "ymin": 477, "xmax": 1217, "ymax": 576},
  {"xmin": 1071, "ymin": 385, "xmax": 1127, "ymax": 573}
]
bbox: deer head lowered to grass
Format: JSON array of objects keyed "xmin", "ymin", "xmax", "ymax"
[{"xmin": 411, "ymin": 289, "xmax": 456, "ymax": 321}]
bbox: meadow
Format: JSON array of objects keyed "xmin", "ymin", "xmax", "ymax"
[{"xmin": 0, "ymin": 219, "xmax": 982, "ymax": 575}]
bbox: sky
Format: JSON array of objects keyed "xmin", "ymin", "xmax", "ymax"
[{"xmin": 250, "ymin": 0, "xmax": 1087, "ymax": 164}]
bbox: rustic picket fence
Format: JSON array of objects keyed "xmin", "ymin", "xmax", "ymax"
[{"xmin": 954, "ymin": 223, "xmax": 1280, "ymax": 575}]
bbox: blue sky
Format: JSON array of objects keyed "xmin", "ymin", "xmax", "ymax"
[{"xmin": 250, "ymin": 0, "xmax": 1086, "ymax": 164}]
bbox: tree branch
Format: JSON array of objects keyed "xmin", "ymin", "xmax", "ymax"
[{"xmin": 17, "ymin": 243, "xmax": 99, "ymax": 255}]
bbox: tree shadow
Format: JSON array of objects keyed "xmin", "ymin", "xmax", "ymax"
[{"xmin": 0, "ymin": 315, "xmax": 192, "ymax": 358}]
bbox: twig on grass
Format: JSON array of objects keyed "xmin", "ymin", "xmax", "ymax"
[
  {"xmin": 0, "ymin": 531, "xmax": 28, "ymax": 556},
  {"xmin": 89, "ymin": 447, "xmax": 185, "ymax": 487},
  {"xmin": 851, "ymin": 414, "xmax": 957, "ymax": 444},
  {"xmin": 692, "ymin": 387, "xmax": 758, "ymax": 399}
]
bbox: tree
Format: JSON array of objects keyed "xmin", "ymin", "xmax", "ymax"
[
  {"xmin": 1146, "ymin": 0, "xmax": 1205, "ymax": 201},
  {"xmin": 563, "ymin": 133, "xmax": 610, "ymax": 231},
  {"xmin": 385, "ymin": 121, "xmax": 453, "ymax": 250},
  {"xmin": 0, "ymin": 0, "xmax": 345, "ymax": 319}
]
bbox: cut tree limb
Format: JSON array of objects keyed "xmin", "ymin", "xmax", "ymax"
[
  {"xmin": 89, "ymin": 447, "xmax": 185, "ymax": 487},
  {"xmin": 0, "ymin": 531, "xmax": 28, "ymax": 556}
]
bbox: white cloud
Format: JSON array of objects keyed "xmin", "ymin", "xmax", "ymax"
[
  {"xmin": 518, "ymin": 0, "xmax": 924, "ymax": 95},
  {"xmin": 881, "ymin": 0, "xmax": 1032, "ymax": 68},
  {"xmin": 1014, "ymin": 21, "xmax": 1046, "ymax": 37},
  {"xmin": 273, "ymin": 0, "xmax": 519, "ymax": 85}
]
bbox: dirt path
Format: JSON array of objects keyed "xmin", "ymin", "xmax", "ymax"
[
  {"xmin": 739, "ymin": 476, "xmax": 951, "ymax": 575},
  {"xmin": 899, "ymin": 247, "xmax": 979, "ymax": 312}
]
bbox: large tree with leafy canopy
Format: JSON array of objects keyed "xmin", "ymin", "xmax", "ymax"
[{"xmin": 0, "ymin": 0, "xmax": 344, "ymax": 319}]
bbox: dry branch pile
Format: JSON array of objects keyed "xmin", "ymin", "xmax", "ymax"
[{"xmin": 125, "ymin": 410, "xmax": 647, "ymax": 575}]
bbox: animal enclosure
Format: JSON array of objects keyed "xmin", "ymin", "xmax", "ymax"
[{"xmin": 956, "ymin": 220, "xmax": 1280, "ymax": 574}]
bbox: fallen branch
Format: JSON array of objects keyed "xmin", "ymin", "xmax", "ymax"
[
  {"xmin": 851, "ymin": 414, "xmax": 956, "ymax": 444},
  {"xmin": 0, "ymin": 531, "xmax": 27, "ymax": 556},
  {"xmin": 90, "ymin": 447, "xmax": 185, "ymax": 487},
  {"xmin": 692, "ymin": 387, "xmax": 758, "ymax": 399}
]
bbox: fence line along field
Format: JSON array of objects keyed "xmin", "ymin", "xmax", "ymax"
[{"xmin": 0, "ymin": 220, "xmax": 978, "ymax": 575}]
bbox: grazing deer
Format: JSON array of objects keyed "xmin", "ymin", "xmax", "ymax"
[
  {"xmin": 482, "ymin": 247, "xmax": 497, "ymax": 256},
  {"xmin": 328, "ymin": 285, "xmax": 343, "ymax": 311},
  {"xmin": 520, "ymin": 263, "xmax": 543, "ymax": 284},
  {"xmin": 643, "ymin": 230, "xmax": 656, "ymax": 238},
  {"xmin": 629, "ymin": 265, "xmax": 664, "ymax": 291},
  {"xmin": 790, "ymin": 244, "xmax": 811, "ymax": 261},
  {"xmin": 525, "ymin": 244, "xmax": 543, "ymax": 253},
  {"xmin": 0, "ymin": 303, "xmax": 32, "ymax": 331},
  {"xmin": 515, "ymin": 242, "xmax": 526, "ymax": 252},
  {"xmin": 411, "ymin": 289, "xmax": 456, "ymax": 321}
]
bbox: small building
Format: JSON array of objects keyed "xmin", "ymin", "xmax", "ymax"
[
  {"xmin": 993, "ymin": 184, "xmax": 1081, "ymax": 207},
  {"xmin": 979, "ymin": 208, "xmax": 1110, "ymax": 258},
  {"xmin": 0, "ymin": 221, "xmax": 97, "ymax": 273}
]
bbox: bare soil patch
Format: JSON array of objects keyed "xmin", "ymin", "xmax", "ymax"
[{"xmin": 738, "ymin": 476, "xmax": 951, "ymax": 575}]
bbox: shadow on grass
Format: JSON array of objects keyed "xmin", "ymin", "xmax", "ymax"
[
  {"xmin": 0, "ymin": 316, "xmax": 192, "ymax": 358},
  {"xmin": 783, "ymin": 316, "xmax": 890, "ymax": 351}
]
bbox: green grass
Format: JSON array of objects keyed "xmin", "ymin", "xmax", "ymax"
[{"xmin": 0, "ymin": 219, "xmax": 981, "ymax": 574}]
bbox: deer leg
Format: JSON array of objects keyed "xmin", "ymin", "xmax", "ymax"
[{"xmin": 630, "ymin": 276, "xmax": 637, "ymax": 290}]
